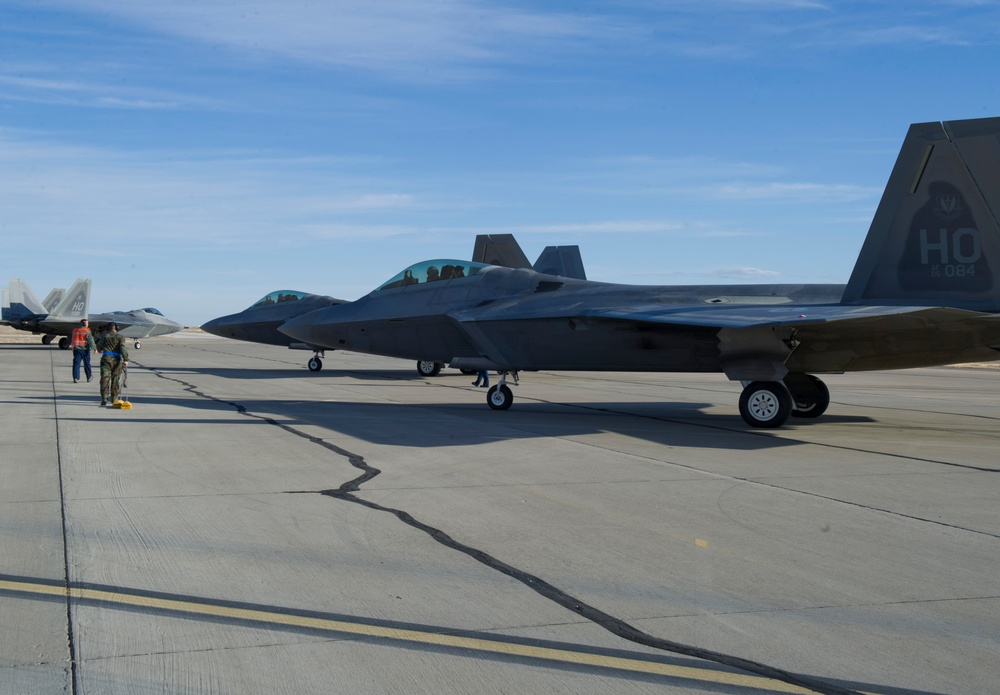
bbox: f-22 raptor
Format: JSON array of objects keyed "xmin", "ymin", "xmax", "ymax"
[
  {"xmin": 2, "ymin": 278, "xmax": 182, "ymax": 348},
  {"xmin": 280, "ymin": 117, "xmax": 1000, "ymax": 428},
  {"xmin": 201, "ymin": 234, "xmax": 585, "ymax": 374}
]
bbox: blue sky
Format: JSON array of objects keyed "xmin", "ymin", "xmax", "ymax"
[{"xmin": 2, "ymin": 1, "xmax": 999, "ymax": 326}]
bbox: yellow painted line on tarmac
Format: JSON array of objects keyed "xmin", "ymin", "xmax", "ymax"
[{"xmin": 1, "ymin": 577, "xmax": 829, "ymax": 694}]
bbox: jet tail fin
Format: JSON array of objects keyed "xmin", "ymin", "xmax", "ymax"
[
  {"xmin": 472, "ymin": 234, "xmax": 532, "ymax": 269},
  {"xmin": 532, "ymin": 245, "xmax": 587, "ymax": 280},
  {"xmin": 843, "ymin": 117, "xmax": 1000, "ymax": 311},
  {"xmin": 3, "ymin": 279, "xmax": 49, "ymax": 322},
  {"xmin": 42, "ymin": 288, "xmax": 65, "ymax": 312},
  {"xmin": 46, "ymin": 278, "xmax": 91, "ymax": 322}
]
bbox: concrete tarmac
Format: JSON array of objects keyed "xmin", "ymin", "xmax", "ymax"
[{"xmin": 1, "ymin": 331, "xmax": 998, "ymax": 695}]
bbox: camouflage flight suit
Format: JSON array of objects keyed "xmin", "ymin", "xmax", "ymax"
[{"xmin": 98, "ymin": 331, "xmax": 130, "ymax": 404}]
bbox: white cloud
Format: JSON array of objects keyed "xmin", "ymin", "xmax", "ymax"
[{"xmin": 34, "ymin": 0, "xmax": 609, "ymax": 80}]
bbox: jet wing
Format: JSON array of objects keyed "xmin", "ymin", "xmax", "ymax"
[
  {"xmin": 578, "ymin": 303, "xmax": 980, "ymax": 328},
  {"xmin": 89, "ymin": 312, "xmax": 155, "ymax": 337},
  {"xmin": 450, "ymin": 294, "xmax": 978, "ymax": 329},
  {"xmin": 448, "ymin": 300, "xmax": 1000, "ymax": 377}
]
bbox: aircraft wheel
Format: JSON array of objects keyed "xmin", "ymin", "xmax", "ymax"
[
  {"xmin": 791, "ymin": 375, "xmax": 830, "ymax": 419},
  {"xmin": 134, "ymin": 341, "xmax": 142, "ymax": 349},
  {"xmin": 738, "ymin": 381, "xmax": 792, "ymax": 428},
  {"xmin": 58, "ymin": 337, "xmax": 71, "ymax": 350},
  {"xmin": 460, "ymin": 369, "xmax": 477, "ymax": 375},
  {"xmin": 487, "ymin": 384, "xmax": 513, "ymax": 410},
  {"xmin": 416, "ymin": 360, "xmax": 442, "ymax": 377},
  {"xmin": 308, "ymin": 356, "xmax": 323, "ymax": 372},
  {"xmin": 42, "ymin": 335, "xmax": 54, "ymax": 345}
]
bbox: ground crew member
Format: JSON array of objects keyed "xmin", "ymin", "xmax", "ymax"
[
  {"xmin": 71, "ymin": 318, "xmax": 97, "ymax": 383},
  {"xmin": 97, "ymin": 323, "xmax": 129, "ymax": 406}
]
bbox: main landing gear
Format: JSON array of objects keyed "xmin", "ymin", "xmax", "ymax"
[
  {"xmin": 416, "ymin": 360, "xmax": 443, "ymax": 377},
  {"xmin": 415, "ymin": 361, "xmax": 477, "ymax": 377},
  {"xmin": 738, "ymin": 375, "xmax": 830, "ymax": 428},
  {"xmin": 486, "ymin": 372, "xmax": 518, "ymax": 410},
  {"xmin": 308, "ymin": 350, "xmax": 326, "ymax": 372}
]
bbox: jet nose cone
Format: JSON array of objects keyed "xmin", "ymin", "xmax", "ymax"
[
  {"xmin": 278, "ymin": 309, "xmax": 325, "ymax": 345},
  {"xmin": 200, "ymin": 315, "xmax": 231, "ymax": 337}
]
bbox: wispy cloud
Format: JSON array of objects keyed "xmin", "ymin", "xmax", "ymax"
[
  {"xmin": 0, "ymin": 72, "xmax": 222, "ymax": 111},
  {"xmin": 29, "ymin": 0, "xmax": 611, "ymax": 81}
]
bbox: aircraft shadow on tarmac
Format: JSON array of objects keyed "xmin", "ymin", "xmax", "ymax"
[{"xmin": 46, "ymin": 390, "xmax": 873, "ymax": 451}]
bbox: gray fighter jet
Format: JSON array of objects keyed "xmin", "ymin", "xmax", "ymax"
[
  {"xmin": 201, "ymin": 290, "xmax": 347, "ymax": 371},
  {"xmin": 2, "ymin": 277, "xmax": 182, "ymax": 349},
  {"xmin": 88, "ymin": 307, "xmax": 184, "ymax": 349},
  {"xmin": 2, "ymin": 278, "xmax": 91, "ymax": 348},
  {"xmin": 202, "ymin": 234, "xmax": 585, "ymax": 373},
  {"xmin": 280, "ymin": 117, "xmax": 1000, "ymax": 428}
]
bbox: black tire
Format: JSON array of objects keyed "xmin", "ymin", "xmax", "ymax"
[
  {"xmin": 134, "ymin": 341, "xmax": 142, "ymax": 350},
  {"xmin": 459, "ymin": 368, "xmax": 477, "ymax": 375},
  {"xmin": 739, "ymin": 381, "xmax": 792, "ymax": 428},
  {"xmin": 416, "ymin": 360, "xmax": 442, "ymax": 377},
  {"xmin": 58, "ymin": 336, "xmax": 71, "ymax": 350},
  {"xmin": 790, "ymin": 375, "xmax": 830, "ymax": 419},
  {"xmin": 42, "ymin": 335, "xmax": 54, "ymax": 345},
  {"xmin": 307, "ymin": 356, "xmax": 323, "ymax": 372},
  {"xmin": 486, "ymin": 384, "xmax": 513, "ymax": 410}
]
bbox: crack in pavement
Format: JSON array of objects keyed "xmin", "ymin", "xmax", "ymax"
[{"xmin": 142, "ymin": 364, "xmax": 860, "ymax": 695}]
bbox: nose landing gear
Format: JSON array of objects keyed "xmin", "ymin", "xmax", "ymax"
[{"xmin": 486, "ymin": 372, "xmax": 519, "ymax": 410}]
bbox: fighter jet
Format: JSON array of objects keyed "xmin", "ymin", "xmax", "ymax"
[
  {"xmin": 2, "ymin": 278, "xmax": 91, "ymax": 348},
  {"xmin": 201, "ymin": 290, "xmax": 347, "ymax": 371},
  {"xmin": 280, "ymin": 117, "xmax": 1000, "ymax": 428},
  {"xmin": 202, "ymin": 234, "xmax": 586, "ymax": 373},
  {"xmin": 88, "ymin": 308, "xmax": 184, "ymax": 349},
  {"xmin": 2, "ymin": 278, "xmax": 182, "ymax": 349}
]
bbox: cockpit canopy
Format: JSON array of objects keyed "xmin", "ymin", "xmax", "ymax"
[
  {"xmin": 377, "ymin": 260, "xmax": 489, "ymax": 291},
  {"xmin": 252, "ymin": 290, "xmax": 311, "ymax": 307},
  {"xmin": 140, "ymin": 307, "xmax": 164, "ymax": 316}
]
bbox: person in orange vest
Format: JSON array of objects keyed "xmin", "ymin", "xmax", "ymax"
[{"xmin": 71, "ymin": 318, "xmax": 97, "ymax": 383}]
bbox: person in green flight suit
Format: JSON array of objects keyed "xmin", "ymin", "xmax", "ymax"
[{"xmin": 97, "ymin": 322, "xmax": 129, "ymax": 406}]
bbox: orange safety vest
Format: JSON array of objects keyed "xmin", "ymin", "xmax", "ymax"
[{"xmin": 71, "ymin": 327, "xmax": 90, "ymax": 349}]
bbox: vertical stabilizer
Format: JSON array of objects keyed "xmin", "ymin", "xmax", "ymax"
[
  {"xmin": 47, "ymin": 278, "xmax": 91, "ymax": 322},
  {"xmin": 42, "ymin": 288, "xmax": 65, "ymax": 312},
  {"xmin": 843, "ymin": 117, "xmax": 1000, "ymax": 311},
  {"xmin": 3, "ymin": 279, "xmax": 48, "ymax": 320},
  {"xmin": 533, "ymin": 245, "xmax": 587, "ymax": 280},
  {"xmin": 472, "ymin": 234, "xmax": 532, "ymax": 269}
]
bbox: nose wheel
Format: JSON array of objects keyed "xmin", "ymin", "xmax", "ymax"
[
  {"xmin": 307, "ymin": 351, "xmax": 325, "ymax": 372},
  {"xmin": 485, "ymin": 372, "xmax": 518, "ymax": 410}
]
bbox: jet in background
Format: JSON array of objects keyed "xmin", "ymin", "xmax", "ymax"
[
  {"xmin": 88, "ymin": 308, "xmax": 184, "ymax": 349},
  {"xmin": 280, "ymin": 117, "xmax": 1000, "ymax": 428},
  {"xmin": 2, "ymin": 277, "xmax": 182, "ymax": 348},
  {"xmin": 202, "ymin": 234, "xmax": 585, "ymax": 373},
  {"xmin": 2, "ymin": 278, "xmax": 90, "ymax": 348}
]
